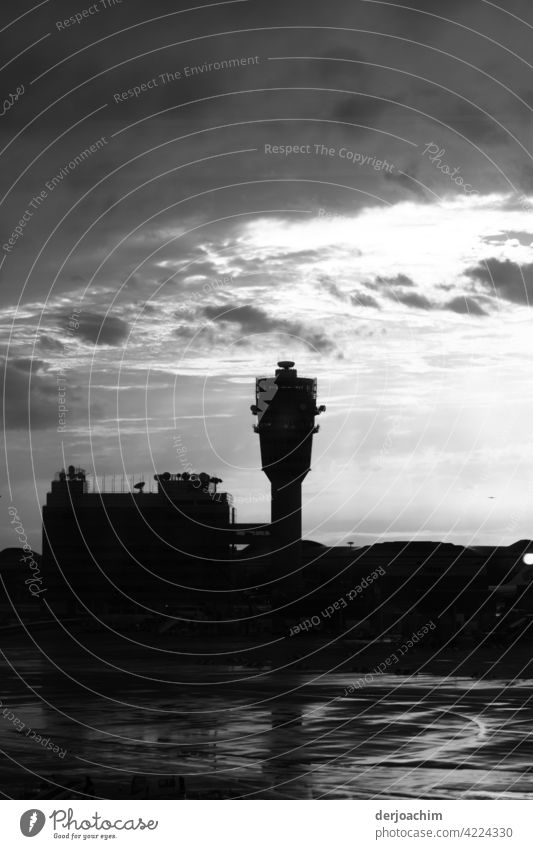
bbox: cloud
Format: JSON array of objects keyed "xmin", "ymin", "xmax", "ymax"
[
  {"xmin": 173, "ymin": 325, "xmax": 197, "ymax": 339},
  {"xmin": 382, "ymin": 168, "xmax": 429, "ymax": 201},
  {"xmin": 203, "ymin": 304, "xmax": 275, "ymax": 333},
  {"xmin": 443, "ymin": 295, "xmax": 488, "ymax": 316},
  {"xmin": 482, "ymin": 231, "xmax": 533, "ymax": 246},
  {"xmin": 54, "ymin": 312, "xmax": 130, "ymax": 345},
  {"xmin": 319, "ymin": 277, "xmax": 345, "ymax": 299},
  {"xmin": 437, "ymin": 98, "xmax": 503, "ymax": 145},
  {"xmin": 333, "ymin": 94, "xmax": 388, "ymax": 126},
  {"xmin": 375, "ymin": 273, "xmax": 415, "ymax": 288},
  {"xmin": 201, "ymin": 303, "xmax": 335, "ymax": 352},
  {"xmin": 1, "ymin": 357, "xmax": 59, "ymax": 430},
  {"xmin": 465, "ymin": 258, "xmax": 533, "ymax": 305},
  {"xmin": 373, "ymin": 273, "xmax": 488, "ymax": 314},
  {"xmin": 10, "ymin": 357, "xmax": 46, "ymax": 372},
  {"xmin": 350, "ymin": 291, "xmax": 380, "ymax": 308},
  {"xmin": 38, "ymin": 335, "xmax": 65, "ymax": 354},
  {"xmin": 388, "ymin": 291, "xmax": 435, "ymax": 310}
]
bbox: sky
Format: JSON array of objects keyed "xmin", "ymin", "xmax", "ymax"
[{"xmin": 2, "ymin": 0, "xmax": 533, "ymax": 551}]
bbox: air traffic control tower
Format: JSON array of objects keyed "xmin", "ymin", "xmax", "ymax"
[{"xmin": 251, "ymin": 361, "xmax": 325, "ymax": 556}]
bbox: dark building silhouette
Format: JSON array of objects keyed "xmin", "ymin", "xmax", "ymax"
[
  {"xmin": 41, "ymin": 465, "xmax": 235, "ymax": 615},
  {"xmin": 251, "ymin": 360, "xmax": 325, "ymax": 555}
]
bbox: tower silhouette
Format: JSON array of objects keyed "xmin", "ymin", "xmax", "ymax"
[{"xmin": 251, "ymin": 361, "xmax": 325, "ymax": 557}]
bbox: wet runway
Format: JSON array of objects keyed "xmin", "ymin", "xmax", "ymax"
[{"xmin": 1, "ymin": 646, "xmax": 533, "ymax": 798}]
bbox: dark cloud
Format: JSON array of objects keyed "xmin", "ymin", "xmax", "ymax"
[
  {"xmin": 296, "ymin": 331, "xmax": 334, "ymax": 353},
  {"xmin": 312, "ymin": 48, "xmax": 369, "ymax": 87},
  {"xmin": 202, "ymin": 304, "xmax": 334, "ymax": 352},
  {"xmin": 350, "ymin": 291, "xmax": 380, "ymax": 309},
  {"xmin": 1, "ymin": 357, "xmax": 59, "ymax": 430},
  {"xmin": 54, "ymin": 312, "xmax": 130, "ymax": 345},
  {"xmin": 38, "ymin": 335, "xmax": 65, "ymax": 354},
  {"xmin": 382, "ymin": 168, "xmax": 430, "ymax": 201},
  {"xmin": 173, "ymin": 307, "xmax": 195, "ymax": 320},
  {"xmin": 375, "ymin": 273, "xmax": 415, "ymax": 288},
  {"xmin": 272, "ymin": 249, "xmax": 320, "ymax": 261},
  {"xmin": 482, "ymin": 231, "xmax": 533, "ymax": 246},
  {"xmin": 319, "ymin": 278, "xmax": 344, "ymax": 299},
  {"xmin": 465, "ymin": 258, "xmax": 533, "ymax": 305},
  {"xmin": 390, "ymin": 291, "xmax": 435, "ymax": 310},
  {"xmin": 203, "ymin": 304, "xmax": 275, "ymax": 333},
  {"xmin": 433, "ymin": 97, "xmax": 504, "ymax": 145},
  {"xmin": 173, "ymin": 324, "xmax": 198, "ymax": 339},
  {"xmin": 10, "ymin": 357, "xmax": 46, "ymax": 372},
  {"xmin": 443, "ymin": 295, "xmax": 488, "ymax": 316},
  {"xmin": 333, "ymin": 95, "xmax": 389, "ymax": 127},
  {"xmin": 375, "ymin": 273, "xmax": 435, "ymax": 310},
  {"xmin": 1, "ymin": 0, "xmax": 526, "ymax": 318}
]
